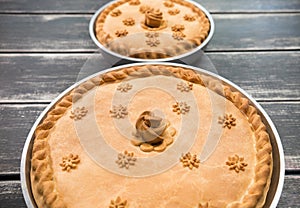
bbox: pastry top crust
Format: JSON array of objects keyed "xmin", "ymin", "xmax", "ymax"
[
  {"xmin": 94, "ymin": 0, "xmax": 211, "ymax": 59},
  {"xmin": 30, "ymin": 65, "xmax": 272, "ymax": 208}
]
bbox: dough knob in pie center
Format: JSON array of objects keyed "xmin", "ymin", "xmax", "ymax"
[{"xmin": 145, "ymin": 9, "xmax": 163, "ymax": 28}]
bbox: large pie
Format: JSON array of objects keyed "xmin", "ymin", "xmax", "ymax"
[
  {"xmin": 94, "ymin": 0, "xmax": 211, "ymax": 59},
  {"xmin": 30, "ymin": 64, "xmax": 273, "ymax": 208}
]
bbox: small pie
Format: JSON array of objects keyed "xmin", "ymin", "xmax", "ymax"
[
  {"xmin": 94, "ymin": 0, "xmax": 211, "ymax": 59},
  {"xmin": 30, "ymin": 64, "xmax": 273, "ymax": 208}
]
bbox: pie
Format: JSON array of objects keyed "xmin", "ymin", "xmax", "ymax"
[
  {"xmin": 93, "ymin": 0, "xmax": 211, "ymax": 59},
  {"xmin": 30, "ymin": 64, "xmax": 273, "ymax": 208}
]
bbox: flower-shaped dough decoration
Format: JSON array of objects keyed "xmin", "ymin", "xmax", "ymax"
[
  {"xmin": 168, "ymin": 8, "xmax": 180, "ymax": 15},
  {"xmin": 123, "ymin": 18, "xmax": 135, "ymax": 26},
  {"xmin": 218, "ymin": 114, "xmax": 236, "ymax": 129},
  {"xmin": 180, "ymin": 152, "xmax": 200, "ymax": 170},
  {"xmin": 59, "ymin": 154, "xmax": 80, "ymax": 172},
  {"xmin": 226, "ymin": 154, "xmax": 248, "ymax": 173},
  {"xmin": 184, "ymin": 14, "xmax": 196, "ymax": 21},
  {"xmin": 145, "ymin": 32, "xmax": 160, "ymax": 47},
  {"xmin": 146, "ymin": 39, "xmax": 160, "ymax": 47},
  {"xmin": 110, "ymin": 105, "xmax": 128, "ymax": 119},
  {"xmin": 115, "ymin": 30, "xmax": 128, "ymax": 37},
  {"xmin": 70, "ymin": 106, "xmax": 88, "ymax": 120},
  {"xmin": 109, "ymin": 196, "xmax": 128, "ymax": 208},
  {"xmin": 173, "ymin": 101, "xmax": 190, "ymax": 114},
  {"xmin": 117, "ymin": 82, "xmax": 133, "ymax": 92},
  {"xmin": 177, "ymin": 81, "xmax": 193, "ymax": 92},
  {"xmin": 172, "ymin": 32, "xmax": 186, "ymax": 41},
  {"xmin": 145, "ymin": 32, "xmax": 159, "ymax": 38},
  {"xmin": 171, "ymin": 24, "xmax": 185, "ymax": 32},
  {"xmin": 116, "ymin": 151, "xmax": 137, "ymax": 169}
]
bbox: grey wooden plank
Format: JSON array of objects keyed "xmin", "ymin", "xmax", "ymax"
[
  {"xmin": 0, "ymin": 102, "xmax": 299, "ymax": 174},
  {"xmin": 0, "ymin": 181, "xmax": 26, "ymax": 208},
  {"xmin": 285, "ymin": 156, "xmax": 300, "ymax": 172},
  {"xmin": 0, "ymin": 14, "xmax": 299, "ymax": 52},
  {"xmin": 210, "ymin": 14, "xmax": 300, "ymax": 51},
  {"xmin": 206, "ymin": 52, "xmax": 300, "ymax": 100},
  {"xmin": 0, "ymin": 15, "xmax": 95, "ymax": 52},
  {"xmin": 0, "ymin": 175, "xmax": 299, "ymax": 207},
  {"xmin": 260, "ymin": 102, "xmax": 300, "ymax": 171},
  {"xmin": 0, "ymin": 52, "xmax": 299, "ymax": 102},
  {"xmin": 0, "ymin": 0, "xmax": 106, "ymax": 14},
  {"xmin": 201, "ymin": 0, "xmax": 300, "ymax": 13},
  {"xmin": 0, "ymin": 105, "xmax": 45, "ymax": 174},
  {"xmin": 0, "ymin": 0, "xmax": 299, "ymax": 13},
  {"xmin": 277, "ymin": 175, "xmax": 300, "ymax": 207},
  {"xmin": 0, "ymin": 54, "xmax": 88, "ymax": 101}
]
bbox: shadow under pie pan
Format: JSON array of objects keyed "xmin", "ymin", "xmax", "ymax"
[
  {"xmin": 21, "ymin": 62, "xmax": 284, "ymax": 208},
  {"xmin": 89, "ymin": 0, "xmax": 215, "ymax": 64}
]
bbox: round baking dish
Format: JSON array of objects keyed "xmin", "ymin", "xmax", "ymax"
[
  {"xmin": 89, "ymin": 0, "xmax": 215, "ymax": 64},
  {"xmin": 21, "ymin": 62, "xmax": 284, "ymax": 208}
]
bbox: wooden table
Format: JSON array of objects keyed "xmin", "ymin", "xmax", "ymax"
[{"xmin": 0, "ymin": 0, "xmax": 299, "ymax": 207}]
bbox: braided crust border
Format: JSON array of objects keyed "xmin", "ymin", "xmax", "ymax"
[
  {"xmin": 94, "ymin": 0, "xmax": 211, "ymax": 59},
  {"xmin": 31, "ymin": 65, "xmax": 272, "ymax": 208}
]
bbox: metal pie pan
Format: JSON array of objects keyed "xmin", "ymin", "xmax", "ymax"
[
  {"xmin": 21, "ymin": 62, "xmax": 284, "ymax": 208},
  {"xmin": 89, "ymin": 0, "xmax": 215, "ymax": 64}
]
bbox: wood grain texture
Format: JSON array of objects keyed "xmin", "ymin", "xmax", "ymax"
[
  {"xmin": 206, "ymin": 52, "xmax": 300, "ymax": 101},
  {"xmin": 1, "ymin": 175, "xmax": 299, "ymax": 207},
  {"xmin": 0, "ymin": 181, "xmax": 26, "ymax": 208},
  {"xmin": 0, "ymin": 14, "xmax": 299, "ymax": 52},
  {"xmin": 0, "ymin": 101, "xmax": 299, "ymax": 174},
  {"xmin": 0, "ymin": 15, "xmax": 94, "ymax": 52},
  {"xmin": 260, "ymin": 102, "xmax": 300, "ymax": 170},
  {"xmin": 201, "ymin": 0, "xmax": 300, "ymax": 13},
  {"xmin": 0, "ymin": 52, "xmax": 299, "ymax": 101},
  {"xmin": 0, "ymin": 105, "xmax": 45, "ymax": 174},
  {"xmin": 278, "ymin": 175, "xmax": 300, "ymax": 207},
  {"xmin": 0, "ymin": 0, "xmax": 299, "ymax": 13},
  {"xmin": 210, "ymin": 14, "xmax": 300, "ymax": 51},
  {"xmin": 0, "ymin": 54, "xmax": 88, "ymax": 102}
]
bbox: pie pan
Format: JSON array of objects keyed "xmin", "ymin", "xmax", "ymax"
[
  {"xmin": 21, "ymin": 62, "xmax": 284, "ymax": 207},
  {"xmin": 89, "ymin": 0, "xmax": 215, "ymax": 64}
]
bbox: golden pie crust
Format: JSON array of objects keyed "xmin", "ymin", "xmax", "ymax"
[
  {"xmin": 94, "ymin": 0, "xmax": 211, "ymax": 59},
  {"xmin": 30, "ymin": 65, "xmax": 273, "ymax": 208}
]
